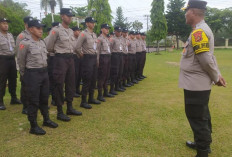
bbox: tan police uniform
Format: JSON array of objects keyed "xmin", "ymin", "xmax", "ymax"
[
  {"xmin": 75, "ymin": 29, "xmax": 99, "ymax": 107},
  {"xmin": 96, "ymin": 34, "xmax": 111, "ymax": 100},
  {"xmin": 179, "ymin": 20, "xmax": 221, "ymax": 151},
  {"xmin": 0, "ymin": 30, "xmax": 19, "ymax": 108},
  {"xmin": 128, "ymin": 38, "xmax": 138, "ymax": 84},
  {"xmin": 121, "ymin": 36, "xmax": 130, "ymax": 87},
  {"xmin": 135, "ymin": 38, "xmax": 143, "ymax": 79}
]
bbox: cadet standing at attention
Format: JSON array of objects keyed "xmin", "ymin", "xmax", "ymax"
[
  {"xmin": 121, "ymin": 28, "xmax": 131, "ymax": 88},
  {"xmin": 109, "ymin": 26, "xmax": 124, "ymax": 95},
  {"xmin": 18, "ymin": 20, "xmax": 58, "ymax": 135},
  {"xmin": 16, "ymin": 16, "xmax": 33, "ymax": 114},
  {"xmin": 180, "ymin": 1, "xmax": 226, "ymax": 157},
  {"xmin": 96, "ymin": 24, "xmax": 114, "ymax": 102},
  {"xmin": 46, "ymin": 8, "xmax": 82, "ymax": 122},
  {"xmin": 127, "ymin": 31, "xmax": 138, "ymax": 85},
  {"xmin": 76, "ymin": 17, "xmax": 101, "ymax": 109},
  {"xmin": 0, "ymin": 18, "xmax": 21, "ymax": 111},
  {"xmin": 140, "ymin": 33, "xmax": 147, "ymax": 79},
  {"xmin": 71, "ymin": 26, "xmax": 82, "ymax": 98},
  {"xmin": 135, "ymin": 32, "xmax": 143, "ymax": 81}
]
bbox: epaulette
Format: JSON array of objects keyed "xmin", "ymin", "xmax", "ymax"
[{"xmin": 23, "ymin": 38, "xmax": 30, "ymax": 41}]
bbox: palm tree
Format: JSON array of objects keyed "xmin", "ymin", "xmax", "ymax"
[{"xmin": 40, "ymin": 0, "xmax": 63, "ymax": 14}]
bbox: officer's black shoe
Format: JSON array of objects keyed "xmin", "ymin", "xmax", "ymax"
[
  {"xmin": 97, "ymin": 96, "xmax": 106, "ymax": 102},
  {"xmin": 10, "ymin": 98, "xmax": 22, "ymax": 105},
  {"xmin": 43, "ymin": 120, "xmax": 58, "ymax": 128},
  {"xmin": 139, "ymin": 76, "xmax": 144, "ymax": 80},
  {"xmin": 88, "ymin": 99, "xmax": 101, "ymax": 105},
  {"xmin": 115, "ymin": 88, "xmax": 124, "ymax": 92},
  {"xmin": 132, "ymin": 80, "xmax": 138, "ymax": 84},
  {"xmin": 136, "ymin": 78, "xmax": 143, "ymax": 81},
  {"xmin": 22, "ymin": 108, "xmax": 28, "ymax": 114},
  {"xmin": 57, "ymin": 113, "xmax": 71, "ymax": 121},
  {"xmin": 128, "ymin": 82, "xmax": 134, "ymax": 86},
  {"xmin": 51, "ymin": 99, "xmax": 56, "ymax": 106},
  {"xmin": 104, "ymin": 93, "xmax": 114, "ymax": 97},
  {"xmin": 109, "ymin": 90, "xmax": 118, "ymax": 95},
  {"xmin": 80, "ymin": 102, "xmax": 92, "ymax": 109},
  {"xmin": 66, "ymin": 109, "xmax": 82, "ymax": 116},
  {"xmin": 196, "ymin": 149, "xmax": 209, "ymax": 157},
  {"xmin": 0, "ymin": 102, "xmax": 6, "ymax": 110},
  {"xmin": 30, "ymin": 126, "xmax": 46, "ymax": 135},
  {"xmin": 74, "ymin": 93, "xmax": 80, "ymax": 98},
  {"xmin": 186, "ymin": 141, "xmax": 211, "ymax": 153},
  {"xmin": 124, "ymin": 83, "xmax": 131, "ymax": 87},
  {"xmin": 120, "ymin": 86, "xmax": 126, "ymax": 90},
  {"xmin": 141, "ymin": 75, "xmax": 147, "ymax": 78}
]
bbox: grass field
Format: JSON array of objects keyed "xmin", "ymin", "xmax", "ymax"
[{"xmin": 0, "ymin": 49, "xmax": 232, "ymax": 157}]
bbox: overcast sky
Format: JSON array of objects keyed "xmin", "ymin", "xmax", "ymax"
[{"xmin": 13, "ymin": 0, "xmax": 231, "ymax": 31}]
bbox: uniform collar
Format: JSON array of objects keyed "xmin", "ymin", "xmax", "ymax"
[
  {"xmin": 25, "ymin": 29, "xmax": 30, "ymax": 35},
  {"xmin": 195, "ymin": 20, "xmax": 205, "ymax": 28},
  {"xmin": 85, "ymin": 28, "xmax": 94, "ymax": 35}
]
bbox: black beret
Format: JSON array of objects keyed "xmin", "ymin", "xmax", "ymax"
[
  {"xmin": 23, "ymin": 16, "xmax": 33, "ymax": 24},
  {"xmin": 72, "ymin": 26, "xmax": 81, "ymax": 31},
  {"xmin": 0, "ymin": 18, "xmax": 11, "ymax": 23},
  {"xmin": 122, "ymin": 28, "xmax": 129, "ymax": 33},
  {"xmin": 114, "ymin": 26, "xmax": 122, "ymax": 32},
  {"xmin": 182, "ymin": 0, "xmax": 207, "ymax": 11},
  {"xmin": 129, "ymin": 31, "xmax": 136, "ymax": 35},
  {"xmin": 52, "ymin": 22, "xmax": 59, "ymax": 27},
  {"xmin": 28, "ymin": 20, "xmax": 46, "ymax": 28},
  {"xmin": 101, "ymin": 24, "xmax": 110, "ymax": 29},
  {"xmin": 60, "ymin": 8, "xmax": 75, "ymax": 17},
  {"xmin": 85, "ymin": 17, "xmax": 97, "ymax": 23}
]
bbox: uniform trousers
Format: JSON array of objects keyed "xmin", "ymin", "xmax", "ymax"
[{"xmin": 184, "ymin": 89, "xmax": 212, "ymax": 150}]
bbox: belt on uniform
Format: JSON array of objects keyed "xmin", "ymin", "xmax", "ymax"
[
  {"xmin": 83, "ymin": 54, "xmax": 97, "ymax": 58},
  {"xmin": 128, "ymin": 53, "xmax": 135, "ymax": 56},
  {"xmin": 0, "ymin": 55, "xmax": 15, "ymax": 59},
  {"xmin": 100, "ymin": 54, "xmax": 111, "ymax": 56},
  {"xmin": 136, "ymin": 52, "xmax": 143, "ymax": 54},
  {"xmin": 112, "ymin": 52, "xmax": 122, "ymax": 55},
  {"xmin": 122, "ymin": 53, "xmax": 128, "ymax": 56},
  {"xmin": 55, "ymin": 53, "xmax": 74, "ymax": 58},
  {"xmin": 25, "ymin": 67, "xmax": 47, "ymax": 72}
]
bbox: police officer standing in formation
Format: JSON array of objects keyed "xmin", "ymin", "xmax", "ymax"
[
  {"xmin": 140, "ymin": 33, "xmax": 147, "ymax": 79},
  {"xmin": 71, "ymin": 26, "xmax": 82, "ymax": 98},
  {"xmin": 96, "ymin": 24, "xmax": 114, "ymax": 102},
  {"xmin": 46, "ymin": 8, "xmax": 82, "ymax": 122},
  {"xmin": 127, "ymin": 31, "xmax": 138, "ymax": 85},
  {"xmin": 44, "ymin": 22, "xmax": 60, "ymax": 106},
  {"xmin": 76, "ymin": 17, "xmax": 101, "ymax": 109},
  {"xmin": 109, "ymin": 26, "xmax": 124, "ymax": 95},
  {"xmin": 17, "ymin": 20, "xmax": 58, "ymax": 135},
  {"xmin": 0, "ymin": 18, "xmax": 22, "ymax": 111},
  {"xmin": 16, "ymin": 16, "xmax": 33, "ymax": 114},
  {"xmin": 121, "ymin": 28, "xmax": 131, "ymax": 88},
  {"xmin": 135, "ymin": 32, "xmax": 143, "ymax": 81},
  {"xmin": 180, "ymin": 1, "xmax": 226, "ymax": 157}
]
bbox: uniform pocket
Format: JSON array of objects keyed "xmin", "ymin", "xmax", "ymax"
[{"xmin": 0, "ymin": 41, "xmax": 8, "ymax": 50}]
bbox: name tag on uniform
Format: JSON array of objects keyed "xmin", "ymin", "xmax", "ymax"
[
  {"xmin": 9, "ymin": 46, "xmax": 13, "ymax": 51},
  {"xmin": 144, "ymin": 45, "xmax": 146, "ymax": 50},
  {"xmin": 93, "ymin": 42, "xmax": 97, "ymax": 50},
  {"xmin": 120, "ymin": 45, "xmax": 122, "ymax": 51},
  {"xmin": 108, "ymin": 46, "xmax": 111, "ymax": 53}
]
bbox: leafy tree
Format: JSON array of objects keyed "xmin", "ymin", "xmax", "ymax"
[
  {"xmin": 0, "ymin": 0, "xmax": 31, "ymax": 36},
  {"xmin": 166, "ymin": 0, "xmax": 191, "ymax": 49},
  {"xmin": 88, "ymin": 0, "xmax": 113, "ymax": 35},
  {"xmin": 132, "ymin": 20, "xmax": 143, "ymax": 32},
  {"xmin": 71, "ymin": 6, "xmax": 88, "ymax": 19},
  {"xmin": 40, "ymin": 0, "xmax": 63, "ymax": 14},
  {"xmin": 114, "ymin": 7, "xmax": 126, "ymax": 28},
  {"xmin": 150, "ymin": 0, "xmax": 167, "ymax": 53}
]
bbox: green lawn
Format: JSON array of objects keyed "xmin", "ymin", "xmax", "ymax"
[{"xmin": 0, "ymin": 49, "xmax": 232, "ymax": 157}]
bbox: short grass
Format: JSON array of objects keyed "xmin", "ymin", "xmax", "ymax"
[{"xmin": 0, "ymin": 49, "xmax": 232, "ymax": 157}]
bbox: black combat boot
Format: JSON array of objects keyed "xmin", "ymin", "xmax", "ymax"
[
  {"xmin": 0, "ymin": 101, "xmax": 6, "ymax": 110},
  {"xmin": 103, "ymin": 89, "xmax": 114, "ymax": 98},
  {"xmin": 109, "ymin": 84, "xmax": 118, "ymax": 95},
  {"xmin": 29, "ymin": 121, "xmax": 46, "ymax": 135},
  {"xmin": 80, "ymin": 96, "xmax": 92, "ymax": 109},
  {"xmin": 97, "ymin": 90, "xmax": 106, "ymax": 102},
  {"xmin": 115, "ymin": 83, "xmax": 124, "ymax": 92},
  {"xmin": 196, "ymin": 149, "xmax": 209, "ymax": 157},
  {"xmin": 66, "ymin": 102, "xmax": 82, "ymax": 116},
  {"xmin": 57, "ymin": 105, "xmax": 71, "ymax": 121},
  {"xmin": 10, "ymin": 96, "xmax": 22, "ymax": 105},
  {"xmin": 43, "ymin": 114, "xmax": 58, "ymax": 128},
  {"xmin": 88, "ymin": 93, "xmax": 101, "ymax": 104}
]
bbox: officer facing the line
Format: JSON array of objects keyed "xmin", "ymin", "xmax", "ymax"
[
  {"xmin": 180, "ymin": 1, "xmax": 226, "ymax": 157},
  {"xmin": 18, "ymin": 20, "xmax": 58, "ymax": 135}
]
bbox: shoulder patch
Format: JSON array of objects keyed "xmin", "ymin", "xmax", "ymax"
[
  {"xmin": 51, "ymin": 30, "xmax": 56, "ymax": 35},
  {"xmin": 19, "ymin": 34, "xmax": 24, "ymax": 39},
  {"xmin": 191, "ymin": 29, "xmax": 209, "ymax": 54},
  {"xmin": 81, "ymin": 33, "xmax": 85, "ymax": 37},
  {"xmin": 19, "ymin": 44, "xmax": 25, "ymax": 50}
]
